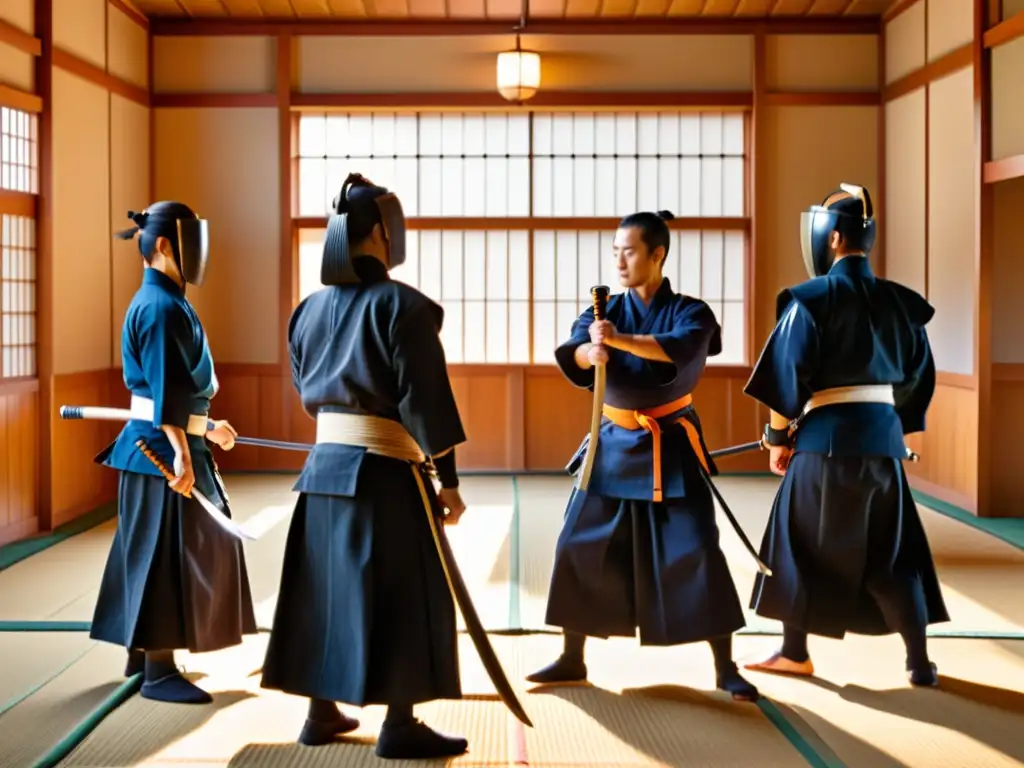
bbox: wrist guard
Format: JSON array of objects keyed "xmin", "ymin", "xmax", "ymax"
[
  {"xmin": 432, "ymin": 450, "xmax": 459, "ymax": 489},
  {"xmin": 762, "ymin": 423, "xmax": 792, "ymax": 448}
]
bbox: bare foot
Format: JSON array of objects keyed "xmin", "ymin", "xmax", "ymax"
[{"xmin": 743, "ymin": 650, "xmax": 815, "ymax": 677}]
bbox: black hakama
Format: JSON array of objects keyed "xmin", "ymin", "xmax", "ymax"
[
  {"xmin": 90, "ymin": 457, "xmax": 258, "ymax": 653},
  {"xmin": 749, "ymin": 452, "xmax": 949, "ymax": 638},
  {"xmin": 261, "ymin": 454, "xmax": 461, "ymax": 706},
  {"xmin": 546, "ymin": 483, "xmax": 746, "ymax": 645}
]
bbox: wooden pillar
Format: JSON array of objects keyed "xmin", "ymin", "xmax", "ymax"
[
  {"xmin": 276, "ymin": 33, "xmax": 295, "ymax": 455},
  {"xmin": 34, "ymin": 0, "xmax": 53, "ymax": 528},
  {"xmin": 973, "ymin": 0, "xmax": 994, "ymax": 516}
]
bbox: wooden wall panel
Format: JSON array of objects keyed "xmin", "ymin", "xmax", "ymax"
[
  {"xmin": 991, "ymin": 365, "xmax": 1024, "ymax": 517},
  {"xmin": 0, "ymin": 381, "xmax": 39, "ymax": 546},
  {"xmin": 991, "ymin": 36, "xmax": 1024, "ymax": 162},
  {"xmin": 49, "ymin": 369, "xmax": 123, "ymax": 528}
]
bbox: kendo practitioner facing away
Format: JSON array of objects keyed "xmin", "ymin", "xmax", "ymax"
[
  {"xmin": 92, "ymin": 203, "xmax": 258, "ymax": 704},
  {"xmin": 260, "ymin": 174, "xmax": 471, "ymax": 760},
  {"xmin": 742, "ymin": 184, "xmax": 948, "ymax": 687},
  {"xmin": 525, "ymin": 210, "xmax": 759, "ymax": 703}
]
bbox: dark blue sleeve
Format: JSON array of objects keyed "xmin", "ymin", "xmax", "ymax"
[
  {"xmin": 553, "ymin": 305, "xmax": 596, "ymax": 390},
  {"xmin": 650, "ymin": 300, "xmax": 722, "ymax": 378},
  {"xmin": 286, "ymin": 305, "xmax": 303, "ymax": 397},
  {"xmin": 392, "ymin": 300, "xmax": 467, "ymax": 457},
  {"xmin": 135, "ymin": 302, "xmax": 196, "ymax": 430},
  {"xmin": 743, "ymin": 299, "xmax": 820, "ymax": 421},
  {"xmin": 893, "ymin": 326, "xmax": 935, "ymax": 434}
]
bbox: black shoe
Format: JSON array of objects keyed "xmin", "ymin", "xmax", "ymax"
[
  {"xmin": 375, "ymin": 719, "xmax": 468, "ymax": 760},
  {"xmin": 139, "ymin": 673, "xmax": 212, "ymax": 704},
  {"xmin": 524, "ymin": 655, "xmax": 588, "ymax": 684},
  {"xmin": 298, "ymin": 710, "xmax": 360, "ymax": 746},
  {"xmin": 716, "ymin": 663, "xmax": 760, "ymax": 702},
  {"xmin": 908, "ymin": 662, "xmax": 939, "ymax": 687}
]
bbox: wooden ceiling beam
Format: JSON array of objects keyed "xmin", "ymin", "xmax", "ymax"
[{"xmin": 149, "ymin": 16, "xmax": 880, "ymax": 33}]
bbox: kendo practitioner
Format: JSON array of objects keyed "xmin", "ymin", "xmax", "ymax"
[
  {"xmin": 525, "ymin": 210, "xmax": 759, "ymax": 702},
  {"xmin": 742, "ymin": 184, "xmax": 948, "ymax": 687},
  {"xmin": 260, "ymin": 174, "xmax": 471, "ymax": 759},
  {"xmin": 92, "ymin": 202, "xmax": 258, "ymax": 704}
]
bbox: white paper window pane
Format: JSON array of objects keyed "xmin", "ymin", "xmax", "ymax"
[
  {"xmin": 553, "ymin": 157, "xmax": 574, "ymax": 217},
  {"xmin": 637, "ymin": 158, "xmax": 659, "ymax": 212},
  {"xmin": 442, "ymin": 303, "xmax": 463, "ymax": 362},
  {"xmin": 532, "ymin": 302, "xmax": 556, "ymax": 364},
  {"xmin": 637, "ymin": 114, "xmax": 659, "ymax": 156},
  {"xmin": 441, "ymin": 231, "xmax": 464, "ymax": 299},
  {"xmin": 577, "ymin": 232, "xmax": 601, "ymax": 296},
  {"xmin": 723, "ymin": 157, "xmax": 745, "ymax": 216},
  {"xmin": 395, "ymin": 158, "xmax": 418, "ymax": 215},
  {"xmin": 507, "ymin": 157, "xmax": 531, "ymax": 216},
  {"xmin": 509, "ymin": 232, "xmax": 530, "ymax": 300},
  {"xmin": 485, "ymin": 114, "xmax": 507, "ymax": 155},
  {"xmin": 556, "ymin": 232, "xmax": 578, "ymax": 301},
  {"xmin": 325, "ymin": 158, "xmax": 353, "ymax": 209},
  {"xmin": 657, "ymin": 114, "xmax": 679, "ymax": 155},
  {"xmin": 676, "ymin": 231, "xmax": 702, "ymax": 296},
  {"xmin": 533, "ymin": 158, "xmax": 553, "ymax": 217},
  {"xmin": 508, "ymin": 115, "xmax": 530, "ymax": 155},
  {"xmin": 509, "ymin": 302, "xmax": 530, "ymax": 362},
  {"xmin": 533, "ymin": 114, "xmax": 553, "ymax": 155},
  {"xmin": 595, "ymin": 114, "xmax": 616, "ymax": 155},
  {"xmin": 324, "ymin": 115, "xmax": 349, "ymax": 156},
  {"xmin": 371, "ymin": 114, "xmax": 395, "ymax": 156},
  {"xmin": 595, "ymin": 159, "xmax": 617, "ymax": 217},
  {"xmin": 345, "ymin": 115, "xmax": 373, "ymax": 156},
  {"xmin": 657, "ymin": 159, "xmax": 680, "ymax": 216},
  {"xmin": 701, "ymin": 232, "xmax": 725, "ymax": 300},
  {"xmin": 486, "ymin": 302, "xmax": 508, "ymax": 363},
  {"xmin": 573, "ymin": 114, "xmax": 595, "ymax": 155},
  {"xmin": 298, "ymin": 159, "xmax": 327, "ymax": 216},
  {"xmin": 2, "ymin": 348, "xmax": 9, "ymax": 377},
  {"xmin": 299, "ymin": 116, "xmax": 326, "ymax": 156},
  {"xmin": 486, "ymin": 232, "xmax": 509, "ymax": 300},
  {"xmin": 461, "ymin": 232, "xmax": 486, "ymax": 300},
  {"xmin": 613, "ymin": 114, "xmax": 634, "ymax": 154},
  {"xmin": 615, "ymin": 158, "xmax": 636, "ymax": 213},
  {"xmin": 723, "ymin": 113, "xmax": 745, "ymax": 155},
  {"xmin": 573, "ymin": 159, "xmax": 596, "ymax": 217},
  {"xmin": 719, "ymin": 301, "xmax": 745, "ymax": 364},
  {"xmin": 557, "ymin": 302, "xmax": 580, "ymax": 345},
  {"xmin": 599, "ymin": 232, "xmax": 618, "ymax": 287},
  {"xmin": 297, "ymin": 230, "xmax": 325, "ymax": 301},
  {"xmin": 419, "ymin": 113, "xmax": 443, "ymax": 155},
  {"xmin": 395, "ymin": 115, "xmax": 418, "ymax": 155},
  {"xmin": 441, "ymin": 113, "xmax": 463, "ymax": 156},
  {"xmin": 419, "ymin": 231, "xmax": 442, "ymax": 300},
  {"xmin": 700, "ymin": 114, "xmax": 723, "ymax": 156},
  {"xmin": 679, "ymin": 115, "xmax": 701, "ymax": 155},
  {"xmin": 463, "ymin": 114, "xmax": 486, "ymax": 156},
  {"xmin": 552, "ymin": 115, "xmax": 574, "ymax": 156},
  {"xmin": 441, "ymin": 159, "xmax": 464, "ymax": 215},
  {"xmin": 723, "ymin": 231, "xmax": 745, "ymax": 301},
  {"xmin": 418, "ymin": 158, "xmax": 442, "ymax": 216},
  {"xmin": 533, "ymin": 232, "xmax": 555, "ymax": 301},
  {"xmin": 484, "ymin": 158, "xmax": 508, "ymax": 216},
  {"xmin": 464, "ymin": 158, "xmax": 486, "ymax": 217},
  {"xmin": 679, "ymin": 157, "xmax": 701, "ymax": 216},
  {"xmin": 394, "ymin": 230, "xmax": 420, "ymax": 289},
  {"xmin": 701, "ymin": 158, "xmax": 723, "ymax": 216},
  {"xmin": 462, "ymin": 301, "xmax": 486, "ymax": 362}
]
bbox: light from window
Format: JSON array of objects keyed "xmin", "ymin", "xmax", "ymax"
[
  {"xmin": 0, "ymin": 107, "xmax": 38, "ymax": 194},
  {"xmin": 532, "ymin": 229, "xmax": 745, "ymax": 365},
  {"xmin": 1, "ymin": 214, "xmax": 37, "ymax": 378},
  {"xmin": 531, "ymin": 112, "xmax": 745, "ymax": 217},
  {"xmin": 296, "ymin": 228, "xmax": 531, "ymax": 365},
  {"xmin": 297, "ymin": 113, "xmax": 531, "ymax": 217}
]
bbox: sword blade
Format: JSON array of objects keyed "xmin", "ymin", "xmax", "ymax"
[
  {"xmin": 190, "ymin": 487, "xmax": 257, "ymax": 542},
  {"xmin": 699, "ymin": 466, "xmax": 772, "ymax": 576},
  {"xmin": 575, "ymin": 363, "xmax": 606, "ymax": 492}
]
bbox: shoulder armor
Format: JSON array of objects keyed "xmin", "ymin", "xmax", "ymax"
[
  {"xmin": 881, "ymin": 280, "xmax": 935, "ymax": 327},
  {"xmin": 775, "ymin": 277, "xmax": 830, "ymax": 322}
]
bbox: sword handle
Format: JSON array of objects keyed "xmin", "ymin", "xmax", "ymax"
[
  {"xmin": 135, "ymin": 439, "xmax": 191, "ymax": 498},
  {"xmin": 591, "ymin": 285, "xmax": 610, "ymax": 321}
]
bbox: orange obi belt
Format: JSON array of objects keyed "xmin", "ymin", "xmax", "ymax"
[{"xmin": 601, "ymin": 393, "xmax": 709, "ymax": 503}]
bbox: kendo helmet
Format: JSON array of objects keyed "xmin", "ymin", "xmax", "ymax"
[
  {"xmin": 800, "ymin": 183, "xmax": 876, "ymax": 279},
  {"xmin": 321, "ymin": 173, "xmax": 407, "ymax": 285}
]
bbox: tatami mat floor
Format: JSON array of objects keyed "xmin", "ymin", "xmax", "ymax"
[{"xmin": 0, "ymin": 474, "xmax": 1022, "ymax": 767}]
